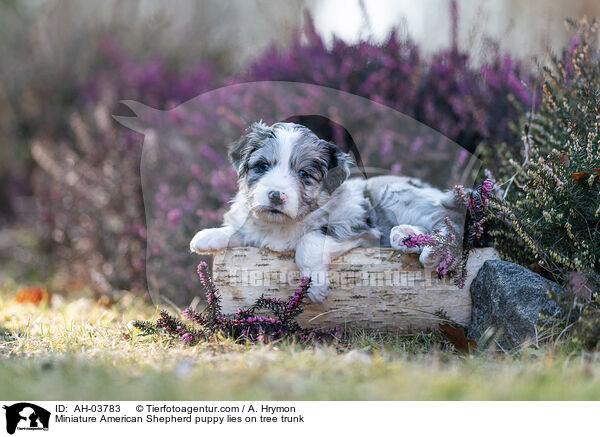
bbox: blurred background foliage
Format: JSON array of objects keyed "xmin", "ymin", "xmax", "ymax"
[{"xmin": 1, "ymin": 0, "xmax": 599, "ymax": 304}]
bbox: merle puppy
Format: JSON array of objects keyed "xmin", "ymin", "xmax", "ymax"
[{"xmin": 190, "ymin": 122, "xmax": 464, "ymax": 303}]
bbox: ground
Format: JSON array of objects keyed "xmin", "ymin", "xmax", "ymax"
[{"xmin": 1, "ymin": 285, "xmax": 599, "ymax": 401}]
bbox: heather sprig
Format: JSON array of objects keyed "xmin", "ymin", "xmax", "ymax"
[
  {"xmin": 131, "ymin": 320, "xmax": 158, "ymax": 336},
  {"xmin": 197, "ymin": 261, "xmax": 222, "ymax": 327},
  {"xmin": 135, "ymin": 265, "xmax": 340, "ymax": 345},
  {"xmin": 455, "ymin": 177, "xmax": 498, "ymax": 287},
  {"xmin": 134, "ymin": 310, "xmax": 207, "ymax": 345},
  {"xmin": 402, "ymin": 234, "xmax": 437, "ymax": 248},
  {"xmin": 396, "ymin": 178, "xmax": 496, "ymax": 288}
]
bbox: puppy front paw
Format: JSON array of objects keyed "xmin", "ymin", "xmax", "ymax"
[
  {"xmin": 390, "ymin": 224, "xmax": 424, "ymax": 253},
  {"xmin": 419, "ymin": 246, "xmax": 441, "ymax": 269},
  {"xmin": 307, "ymin": 282, "xmax": 330, "ymax": 304},
  {"xmin": 189, "ymin": 228, "xmax": 230, "ymax": 253},
  {"xmin": 302, "ymin": 271, "xmax": 330, "ymax": 304}
]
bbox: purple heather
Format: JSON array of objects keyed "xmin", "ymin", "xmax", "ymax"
[{"xmin": 402, "ymin": 234, "xmax": 438, "ymax": 248}]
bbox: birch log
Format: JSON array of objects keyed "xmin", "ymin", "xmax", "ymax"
[{"xmin": 203, "ymin": 247, "xmax": 499, "ymax": 331}]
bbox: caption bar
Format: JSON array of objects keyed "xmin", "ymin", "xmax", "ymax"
[{"xmin": 2, "ymin": 401, "xmax": 597, "ymax": 436}]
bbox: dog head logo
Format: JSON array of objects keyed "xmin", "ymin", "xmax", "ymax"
[{"xmin": 3, "ymin": 403, "xmax": 50, "ymax": 435}]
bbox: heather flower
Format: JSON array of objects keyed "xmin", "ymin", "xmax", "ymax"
[
  {"xmin": 405, "ymin": 178, "xmax": 497, "ymax": 286},
  {"xmin": 197, "ymin": 262, "xmax": 215, "ymax": 293},
  {"xmin": 436, "ymin": 261, "xmax": 449, "ymax": 276},
  {"xmin": 402, "ymin": 234, "xmax": 437, "ymax": 248},
  {"xmin": 391, "ymin": 163, "xmax": 402, "ymax": 174},
  {"xmin": 286, "ymin": 280, "xmax": 310, "ymax": 312},
  {"xmin": 167, "ymin": 208, "xmax": 182, "ymax": 226},
  {"xmin": 181, "ymin": 333, "xmax": 195, "ymax": 344},
  {"xmin": 454, "ymin": 185, "xmax": 466, "ymax": 203},
  {"xmin": 480, "ymin": 178, "xmax": 495, "ymax": 204}
]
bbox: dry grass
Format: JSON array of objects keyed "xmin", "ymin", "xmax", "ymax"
[{"xmin": 0, "ymin": 286, "xmax": 599, "ymax": 400}]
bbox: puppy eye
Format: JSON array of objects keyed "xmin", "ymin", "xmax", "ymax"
[
  {"xmin": 256, "ymin": 162, "xmax": 270, "ymax": 172},
  {"xmin": 298, "ymin": 170, "xmax": 312, "ymax": 183}
]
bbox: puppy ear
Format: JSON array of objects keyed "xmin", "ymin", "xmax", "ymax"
[
  {"xmin": 228, "ymin": 121, "xmax": 272, "ymax": 176},
  {"xmin": 228, "ymin": 135, "xmax": 249, "ymax": 176},
  {"xmin": 322, "ymin": 141, "xmax": 352, "ymax": 194}
]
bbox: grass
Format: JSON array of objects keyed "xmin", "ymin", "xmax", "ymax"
[{"xmin": 1, "ymin": 285, "xmax": 599, "ymax": 400}]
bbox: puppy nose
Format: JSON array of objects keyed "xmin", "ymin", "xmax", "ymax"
[{"xmin": 268, "ymin": 191, "xmax": 287, "ymax": 204}]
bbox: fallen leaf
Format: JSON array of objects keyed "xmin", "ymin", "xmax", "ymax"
[
  {"xmin": 97, "ymin": 295, "xmax": 115, "ymax": 308},
  {"xmin": 571, "ymin": 171, "xmax": 588, "ymax": 184},
  {"xmin": 572, "ymin": 169, "xmax": 600, "ymax": 185},
  {"xmin": 439, "ymin": 323, "xmax": 477, "ymax": 354},
  {"xmin": 14, "ymin": 286, "xmax": 52, "ymax": 305}
]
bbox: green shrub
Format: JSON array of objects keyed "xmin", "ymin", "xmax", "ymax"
[{"xmin": 489, "ymin": 18, "xmax": 600, "ymax": 348}]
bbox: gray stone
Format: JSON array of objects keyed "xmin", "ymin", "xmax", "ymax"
[{"xmin": 468, "ymin": 260, "xmax": 564, "ymax": 351}]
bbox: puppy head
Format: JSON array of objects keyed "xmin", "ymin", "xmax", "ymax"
[{"xmin": 229, "ymin": 121, "xmax": 351, "ymax": 223}]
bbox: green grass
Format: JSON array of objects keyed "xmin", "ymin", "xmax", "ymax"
[{"xmin": 1, "ymin": 287, "xmax": 599, "ymax": 400}]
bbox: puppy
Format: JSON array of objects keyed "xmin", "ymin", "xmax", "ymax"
[{"xmin": 190, "ymin": 122, "xmax": 464, "ymax": 303}]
